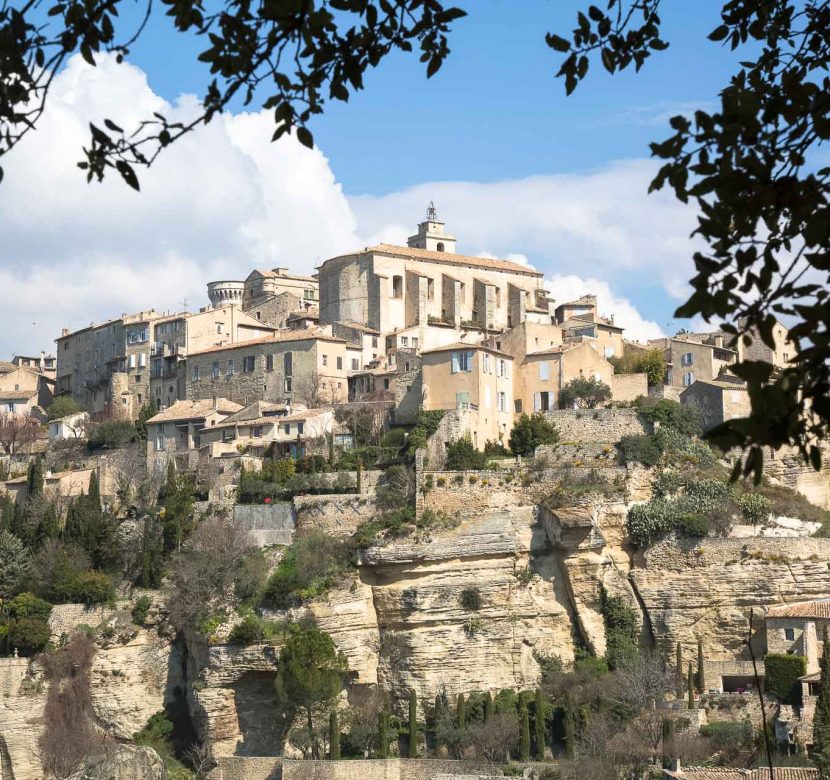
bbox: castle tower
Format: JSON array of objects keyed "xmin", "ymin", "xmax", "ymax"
[
  {"xmin": 407, "ymin": 202, "xmax": 457, "ymax": 254},
  {"xmin": 207, "ymin": 280, "xmax": 244, "ymax": 309}
]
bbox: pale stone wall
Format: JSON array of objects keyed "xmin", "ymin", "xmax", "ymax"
[
  {"xmin": 609, "ymin": 373, "xmax": 648, "ymax": 403},
  {"xmin": 233, "ymin": 504, "xmax": 295, "ymax": 546},
  {"xmin": 294, "ymin": 494, "xmax": 377, "ymax": 538},
  {"xmin": 545, "ymin": 408, "xmax": 652, "ymax": 443},
  {"xmin": 765, "ymin": 447, "xmax": 830, "ymax": 509}
]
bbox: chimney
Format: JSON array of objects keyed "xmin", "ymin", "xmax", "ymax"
[
  {"xmin": 212, "ymin": 394, "xmax": 218, "ymax": 410},
  {"xmin": 61, "ymin": 328, "xmax": 69, "ymax": 337}
]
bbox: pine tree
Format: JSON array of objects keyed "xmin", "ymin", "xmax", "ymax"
[
  {"xmin": 26, "ymin": 458, "xmax": 44, "ymax": 497},
  {"xmin": 534, "ymin": 688, "xmax": 546, "ymax": 761},
  {"xmin": 483, "ymin": 691, "xmax": 493, "ymax": 723},
  {"xmin": 676, "ymin": 641, "xmax": 684, "ymax": 699},
  {"xmin": 408, "ymin": 689, "xmax": 418, "ymax": 758},
  {"xmin": 92, "ymin": 509, "xmax": 120, "ymax": 571},
  {"xmin": 519, "ymin": 697, "xmax": 530, "ymax": 761},
  {"xmin": 563, "ymin": 694, "xmax": 575, "ymax": 759},
  {"xmin": 687, "ymin": 662, "xmax": 695, "ymax": 709},
  {"xmin": 814, "ymin": 627, "xmax": 830, "ymax": 779},
  {"xmin": 329, "ymin": 710, "xmax": 340, "ymax": 760},
  {"xmin": 697, "ymin": 638, "xmax": 706, "ymax": 693},
  {"xmin": 456, "ymin": 693, "xmax": 465, "ymax": 730}
]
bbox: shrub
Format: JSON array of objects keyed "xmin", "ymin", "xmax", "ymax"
[
  {"xmin": 228, "ymin": 615, "xmax": 265, "ymax": 645},
  {"xmin": 700, "ymin": 720, "xmax": 753, "ymax": 751},
  {"xmin": 737, "ymin": 492, "xmax": 773, "ymax": 525},
  {"xmin": 69, "ymin": 570, "xmax": 116, "ymax": 605},
  {"xmin": 6, "ymin": 616, "xmax": 51, "ymax": 655},
  {"xmin": 637, "ymin": 398, "xmax": 701, "ymax": 436},
  {"xmin": 765, "ymin": 653, "xmax": 806, "ymax": 703},
  {"xmin": 675, "ymin": 514, "xmax": 710, "ymax": 537},
  {"xmin": 86, "ymin": 420, "xmax": 138, "ymax": 450},
  {"xmin": 46, "ymin": 396, "xmax": 83, "ymax": 421},
  {"xmin": 131, "ymin": 595, "xmax": 152, "ymax": 626},
  {"xmin": 445, "ymin": 436, "xmax": 488, "ymax": 470},
  {"xmin": 559, "ymin": 376, "xmax": 612, "ymax": 409},
  {"xmin": 619, "ymin": 434, "xmax": 661, "ymax": 467},
  {"xmin": 508, "ymin": 413, "xmax": 559, "ymax": 456},
  {"xmin": 295, "ymin": 455, "xmax": 329, "ymax": 474},
  {"xmin": 459, "ymin": 587, "xmax": 482, "ymax": 611},
  {"xmin": 380, "ymin": 428, "xmax": 407, "ymax": 449},
  {"xmin": 600, "ymin": 587, "xmax": 638, "ymax": 670},
  {"xmin": 8, "ymin": 591, "xmax": 52, "ymax": 621}
]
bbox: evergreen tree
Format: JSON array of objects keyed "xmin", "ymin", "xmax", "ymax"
[
  {"xmin": 408, "ymin": 689, "xmax": 418, "ymax": 758},
  {"xmin": 687, "ymin": 662, "xmax": 695, "ymax": 709},
  {"xmin": 26, "ymin": 458, "xmax": 44, "ymax": 498},
  {"xmin": 92, "ymin": 509, "xmax": 120, "ymax": 571},
  {"xmin": 662, "ymin": 717, "xmax": 675, "ymax": 769},
  {"xmin": 135, "ymin": 399, "xmax": 157, "ymax": 441},
  {"xmin": 483, "ymin": 691, "xmax": 493, "ymax": 723},
  {"xmin": 534, "ymin": 688, "xmax": 546, "ymax": 761},
  {"xmin": 456, "ymin": 692, "xmax": 465, "ymax": 730},
  {"xmin": 165, "ymin": 460, "xmax": 176, "ymax": 497},
  {"xmin": 138, "ymin": 515, "xmax": 164, "ymax": 588},
  {"xmin": 87, "ymin": 470, "xmax": 100, "ymax": 505},
  {"xmin": 328, "ymin": 432, "xmax": 334, "ymax": 466},
  {"xmin": 519, "ymin": 697, "xmax": 530, "ymax": 761},
  {"xmin": 676, "ymin": 642, "xmax": 684, "ymax": 699},
  {"xmin": 697, "ymin": 638, "xmax": 706, "ymax": 693},
  {"xmin": 563, "ymin": 694, "xmax": 575, "ymax": 759},
  {"xmin": 329, "ymin": 710, "xmax": 340, "ymax": 760},
  {"xmin": 0, "ymin": 495, "xmax": 16, "ymax": 533},
  {"xmin": 378, "ymin": 710, "xmax": 389, "ymax": 758},
  {"xmin": 814, "ymin": 627, "xmax": 830, "ymax": 779}
]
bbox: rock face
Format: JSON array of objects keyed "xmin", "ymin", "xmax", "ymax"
[{"xmin": 67, "ymin": 744, "xmax": 165, "ymax": 780}]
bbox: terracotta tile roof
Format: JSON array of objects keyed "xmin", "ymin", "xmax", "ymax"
[
  {"xmin": 334, "ymin": 321, "xmax": 381, "ymax": 335},
  {"xmin": 766, "ymin": 600, "xmax": 830, "ymax": 620},
  {"xmin": 0, "ymin": 389, "xmax": 37, "ymax": 400},
  {"xmin": 324, "ymin": 243, "xmax": 543, "ymax": 277},
  {"xmin": 421, "ymin": 342, "xmax": 513, "ymax": 359},
  {"xmin": 219, "ymin": 401, "xmax": 291, "ymax": 424},
  {"xmin": 147, "ymin": 399, "xmax": 242, "ymax": 424},
  {"xmin": 0, "ymin": 361, "xmax": 16, "ymax": 374},
  {"xmin": 526, "ymin": 343, "xmax": 580, "ymax": 357},
  {"xmin": 211, "ymin": 407, "xmax": 330, "ymax": 430},
  {"xmin": 188, "ymin": 328, "xmax": 345, "ymax": 357},
  {"xmin": 674, "ymin": 769, "xmax": 817, "ymax": 779},
  {"xmin": 253, "ymin": 268, "xmax": 317, "ymax": 282}
]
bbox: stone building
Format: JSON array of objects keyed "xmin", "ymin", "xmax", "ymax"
[
  {"xmin": 0, "ymin": 365, "xmax": 54, "ymax": 415},
  {"xmin": 56, "ymin": 306, "xmax": 273, "ymax": 419},
  {"xmin": 145, "ymin": 398, "xmax": 242, "ymax": 473},
  {"xmin": 185, "ymin": 328, "xmax": 357, "ymax": 408},
  {"xmin": 243, "ymin": 267, "xmax": 318, "ymax": 308},
  {"xmin": 735, "ymin": 316, "xmax": 795, "ymax": 369},
  {"xmin": 421, "ymin": 342, "xmax": 514, "ymax": 448},
  {"xmin": 317, "ymin": 208, "xmax": 554, "ymax": 348},
  {"xmin": 11, "ymin": 352, "xmax": 56, "ymax": 378},
  {"xmin": 648, "ymin": 335, "xmax": 737, "ymax": 389},
  {"xmin": 680, "ymin": 377, "xmax": 750, "ymax": 432}
]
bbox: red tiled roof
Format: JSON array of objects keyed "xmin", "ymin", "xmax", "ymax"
[
  {"xmin": 766, "ymin": 601, "xmax": 830, "ymax": 620},
  {"xmin": 188, "ymin": 328, "xmax": 345, "ymax": 357}
]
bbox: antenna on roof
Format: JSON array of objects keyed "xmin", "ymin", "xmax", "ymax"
[
  {"xmin": 426, "ymin": 201, "xmax": 438, "ymax": 222},
  {"xmin": 180, "ymin": 297, "xmax": 189, "ymax": 312}
]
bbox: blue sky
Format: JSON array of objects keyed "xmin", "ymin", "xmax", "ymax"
[{"xmin": 1, "ymin": 1, "xmax": 740, "ymax": 356}]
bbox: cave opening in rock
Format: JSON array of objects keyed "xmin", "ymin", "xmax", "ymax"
[{"xmin": 232, "ymin": 671, "xmax": 285, "ymax": 756}]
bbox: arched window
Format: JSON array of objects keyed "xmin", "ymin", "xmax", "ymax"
[{"xmin": 436, "ymin": 242, "xmax": 445, "ymax": 252}]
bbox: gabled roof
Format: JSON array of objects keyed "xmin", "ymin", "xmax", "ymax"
[
  {"xmin": 211, "ymin": 406, "xmax": 331, "ymax": 431},
  {"xmin": 220, "ymin": 401, "xmax": 292, "ymax": 425},
  {"xmin": 421, "ymin": 342, "xmax": 513, "ymax": 359},
  {"xmin": 323, "ymin": 243, "xmax": 543, "ymax": 277},
  {"xmin": 334, "ymin": 321, "xmax": 381, "ymax": 335},
  {"xmin": 188, "ymin": 328, "xmax": 345, "ymax": 357},
  {"xmin": 766, "ymin": 600, "xmax": 830, "ymax": 620},
  {"xmin": 669, "ymin": 770, "xmax": 817, "ymax": 779},
  {"xmin": 147, "ymin": 399, "xmax": 242, "ymax": 424},
  {"xmin": 0, "ymin": 389, "xmax": 38, "ymax": 400}
]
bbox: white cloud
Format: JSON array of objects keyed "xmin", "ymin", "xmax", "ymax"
[
  {"xmin": 545, "ymin": 274, "xmax": 665, "ymax": 343},
  {"xmin": 0, "ymin": 54, "xmax": 702, "ymax": 359}
]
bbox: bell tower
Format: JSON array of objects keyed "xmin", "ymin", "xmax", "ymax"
[{"xmin": 407, "ymin": 202, "xmax": 457, "ymax": 254}]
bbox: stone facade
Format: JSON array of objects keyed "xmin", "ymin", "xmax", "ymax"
[
  {"xmin": 544, "ymin": 408, "xmax": 652, "ymax": 443},
  {"xmin": 680, "ymin": 379, "xmax": 750, "ymax": 432},
  {"xmin": 609, "ymin": 372, "xmax": 648, "ymax": 403},
  {"xmin": 233, "ymin": 503, "xmax": 295, "ymax": 546},
  {"xmin": 294, "ymin": 493, "xmax": 377, "ymax": 538}
]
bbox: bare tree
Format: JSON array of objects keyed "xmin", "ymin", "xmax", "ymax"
[
  {"xmin": 184, "ymin": 742, "xmax": 216, "ymax": 779},
  {"xmin": 294, "ymin": 371, "xmax": 336, "ymax": 408},
  {"xmin": 0, "ymin": 413, "xmax": 42, "ymax": 455},
  {"xmin": 611, "ymin": 652, "xmax": 675, "ymax": 714},
  {"xmin": 343, "ymin": 687, "xmax": 387, "ymax": 758},
  {"xmin": 104, "ymin": 444, "xmax": 162, "ymax": 514},
  {"xmin": 465, "ymin": 712, "xmax": 519, "ymax": 763}
]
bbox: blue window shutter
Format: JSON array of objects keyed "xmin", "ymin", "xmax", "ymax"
[
  {"xmin": 466, "ymin": 351, "xmax": 474, "ymax": 372},
  {"xmin": 451, "ymin": 352, "xmax": 459, "ymax": 373}
]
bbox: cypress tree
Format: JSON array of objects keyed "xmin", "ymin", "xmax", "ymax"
[
  {"xmin": 328, "ymin": 432, "xmax": 335, "ymax": 466},
  {"xmin": 165, "ymin": 460, "xmax": 176, "ymax": 497},
  {"xmin": 329, "ymin": 710, "xmax": 340, "ymax": 760},
  {"xmin": 139, "ymin": 516, "xmax": 163, "ymax": 588},
  {"xmin": 687, "ymin": 662, "xmax": 695, "ymax": 709},
  {"xmin": 408, "ymin": 689, "xmax": 418, "ymax": 758},
  {"xmin": 87, "ymin": 470, "xmax": 100, "ymax": 505},
  {"xmin": 519, "ymin": 697, "xmax": 530, "ymax": 761},
  {"xmin": 814, "ymin": 627, "xmax": 830, "ymax": 779},
  {"xmin": 26, "ymin": 458, "xmax": 44, "ymax": 497},
  {"xmin": 676, "ymin": 641, "xmax": 684, "ymax": 699},
  {"xmin": 456, "ymin": 693, "xmax": 465, "ymax": 730},
  {"xmin": 534, "ymin": 688, "xmax": 546, "ymax": 761},
  {"xmin": 356, "ymin": 459, "xmax": 363, "ymax": 494},
  {"xmin": 661, "ymin": 717, "xmax": 675, "ymax": 769},
  {"xmin": 563, "ymin": 694, "xmax": 575, "ymax": 759},
  {"xmin": 483, "ymin": 691, "xmax": 493, "ymax": 723},
  {"xmin": 697, "ymin": 638, "xmax": 706, "ymax": 693},
  {"xmin": 378, "ymin": 710, "xmax": 388, "ymax": 758}
]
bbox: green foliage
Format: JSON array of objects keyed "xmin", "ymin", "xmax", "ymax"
[
  {"xmin": 134, "ymin": 400, "xmax": 158, "ymax": 441},
  {"xmin": 444, "ymin": 435, "xmax": 488, "ymax": 470},
  {"xmin": 543, "ymin": 468, "xmax": 625, "ymax": 509},
  {"xmin": 559, "ymin": 376, "xmax": 611, "ymax": 409},
  {"xmin": 636, "ymin": 399, "xmax": 702, "ymax": 436},
  {"xmin": 161, "ymin": 473, "xmax": 195, "ymax": 552},
  {"xmin": 67, "ymin": 570, "xmax": 116, "ymax": 605},
  {"xmin": 260, "ymin": 531, "xmax": 350, "ymax": 609},
  {"xmin": 7, "ymin": 591, "xmax": 52, "ymax": 621},
  {"xmin": 46, "ymin": 396, "xmax": 82, "ymax": 421},
  {"xmin": 534, "ymin": 688, "xmax": 546, "ymax": 761},
  {"xmin": 133, "ymin": 711, "xmax": 193, "ymax": 778},
  {"xmin": 131, "ymin": 595, "xmax": 152, "ymax": 626},
  {"xmin": 375, "ymin": 464, "xmax": 415, "ymax": 511},
  {"xmin": 239, "ymin": 466, "xmax": 358, "ymax": 503},
  {"xmin": 459, "ymin": 587, "xmax": 481, "ymax": 611},
  {"xmin": 619, "ymin": 434, "xmax": 661, "ymax": 467},
  {"xmin": 611, "ymin": 348, "xmax": 666, "ymax": 387},
  {"xmin": 330, "ymin": 710, "xmax": 340, "ymax": 760},
  {"xmin": 0, "ymin": 530, "xmax": 28, "ymax": 598},
  {"xmin": 814, "ymin": 629, "xmax": 830, "ymax": 778},
  {"xmin": 87, "ymin": 420, "xmax": 138, "ymax": 450},
  {"xmin": 404, "ymin": 409, "xmax": 446, "ymax": 457},
  {"xmin": 26, "ymin": 457, "xmax": 44, "ymax": 497},
  {"xmin": 765, "ymin": 653, "xmax": 807, "ymax": 704},
  {"xmin": 737, "ymin": 492, "xmax": 773, "ymax": 525},
  {"xmin": 700, "ymin": 721, "xmax": 753, "ymax": 752},
  {"xmin": 518, "ymin": 697, "xmax": 530, "ymax": 761},
  {"xmin": 508, "ymin": 413, "xmax": 559, "ymax": 457},
  {"xmin": 381, "ymin": 427, "xmax": 407, "ymax": 449},
  {"xmin": 30, "ymin": 542, "xmax": 115, "ymax": 605},
  {"xmin": 227, "ymin": 614, "xmax": 284, "ymax": 646},
  {"xmin": 408, "ymin": 689, "xmax": 418, "ymax": 758},
  {"xmin": 6, "ymin": 616, "xmax": 51, "ymax": 655},
  {"xmin": 599, "ymin": 587, "xmax": 637, "ymax": 670},
  {"xmin": 138, "ymin": 516, "xmax": 164, "ymax": 589}
]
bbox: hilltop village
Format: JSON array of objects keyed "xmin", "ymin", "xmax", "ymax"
[{"xmin": 0, "ymin": 209, "xmax": 828, "ymax": 780}]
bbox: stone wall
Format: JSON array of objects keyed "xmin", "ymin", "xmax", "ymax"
[
  {"xmin": 233, "ymin": 504, "xmax": 295, "ymax": 546},
  {"xmin": 648, "ymin": 385, "xmax": 683, "ymax": 403},
  {"xmin": 283, "ymin": 759, "xmax": 499, "ymax": 780},
  {"xmin": 424, "ymin": 410, "xmax": 469, "ymax": 471},
  {"xmin": 610, "ymin": 373, "xmax": 648, "ymax": 403},
  {"xmin": 209, "ymin": 757, "xmax": 282, "ymax": 780},
  {"xmin": 765, "ymin": 446, "xmax": 830, "ymax": 509},
  {"xmin": 544, "ymin": 408, "xmax": 652, "ymax": 444},
  {"xmin": 294, "ymin": 494, "xmax": 377, "ymax": 538}
]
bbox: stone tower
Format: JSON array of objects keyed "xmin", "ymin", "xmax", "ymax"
[
  {"xmin": 407, "ymin": 202, "xmax": 457, "ymax": 254},
  {"xmin": 207, "ymin": 280, "xmax": 244, "ymax": 309}
]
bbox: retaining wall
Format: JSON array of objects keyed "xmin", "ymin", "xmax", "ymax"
[
  {"xmin": 543, "ymin": 408, "xmax": 652, "ymax": 443},
  {"xmin": 294, "ymin": 494, "xmax": 377, "ymax": 538},
  {"xmin": 233, "ymin": 503, "xmax": 295, "ymax": 546}
]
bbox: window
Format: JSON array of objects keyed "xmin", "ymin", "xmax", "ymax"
[
  {"xmin": 212, "ymin": 361, "xmax": 220, "ymax": 379},
  {"xmin": 138, "ymin": 352, "xmax": 147, "ymax": 368},
  {"xmin": 451, "ymin": 351, "xmax": 473, "ymax": 373},
  {"xmin": 498, "ymin": 392, "xmax": 507, "ymax": 413},
  {"xmin": 351, "ymin": 358, "xmax": 359, "ymax": 370},
  {"xmin": 154, "ymin": 435, "xmax": 164, "ymax": 451},
  {"xmin": 383, "ymin": 378, "xmax": 390, "ymax": 390},
  {"xmin": 392, "ymin": 275, "xmax": 403, "ymax": 298},
  {"xmin": 322, "ymin": 354, "xmax": 328, "ymax": 367},
  {"xmin": 401, "ymin": 337, "xmax": 408, "ymax": 347},
  {"xmin": 284, "ymin": 352, "xmax": 293, "ymax": 376},
  {"xmin": 456, "ymin": 391, "xmax": 470, "ymax": 410},
  {"xmin": 539, "ymin": 361, "xmax": 550, "ymax": 381},
  {"xmin": 514, "ymin": 399, "xmax": 523, "ymax": 413},
  {"xmin": 534, "ymin": 391, "xmax": 553, "ymax": 412},
  {"xmin": 785, "ymin": 628, "xmax": 795, "ymax": 641},
  {"xmin": 266, "ymin": 354, "xmax": 274, "ymax": 371},
  {"xmin": 243, "ymin": 355, "xmax": 255, "ymax": 373},
  {"xmin": 284, "ymin": 378, "xmax": 292, "ymax": 393},
  {"xmin": 128, "ymin": 354, "xmax": 136, "ymax": 369},
  {"xmin": 336, "ymin": 356, "xmax": 343, "ymax": 370},
  {"xmin": 216, "ymin": 323, "xmax": 223, "ymax": 334},
  {"xmin": 227, "ymin": 359, "xmax": 234, "ymax": 376},
  {"xmin": 483, "ymin": 353, "xmax": 491, "ymax": 373},
  {"xmin": 682, "ymin": 372, "xmax": 695, "ymax": 386},
  {"xmin": 682, "ymin": 352, "xmax": 694, "ymax": 366},
  {"xmin": 283, "ymin": 423, "xmax": 291, "ymax": 435},
  {"xmin": 222, "ymin": 429, "xmax": 234, "ymax": 442},
  {"xmin": 298, "ymin": 422, "xmax": 304, "ymax": 435},
  {"xmin": 252, "ymin": 426, "xmax": 263, "ymax": 438},
  {"xmin": 412, "ymin": 337, "xmax": 418, "ymax": 349},
  {"xmin": 372, "ymin": 336, "xmax": 378, "ymax": 348},
  {"xmin": 427, "ymin": 278, "xmax": 435, "ymax": 300},
  {"xmin": 256, "ymin": 311, "xmax": 261, "ymax": 320},
  {"xmin": 437, "ymin": 242, "xmax": 445, "ymax": 252},
  {"xmin": 497, "ymin": 359, "xmax": 509, "ymax": 378}
]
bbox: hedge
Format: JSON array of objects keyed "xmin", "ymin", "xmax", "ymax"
[{"xmin": 765, "ymin": 653, "xmax": 806, "ymax": 703}]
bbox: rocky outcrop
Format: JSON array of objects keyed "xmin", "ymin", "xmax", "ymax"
[{"xmin": 67, "ymin": 744, "xmax": 165, "ymax": 780}]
